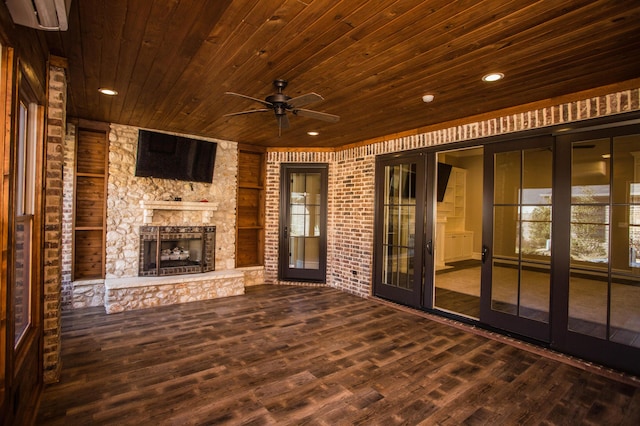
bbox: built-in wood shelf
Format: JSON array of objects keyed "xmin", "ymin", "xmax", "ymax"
[
  {"xmin": 139, "ymin": 200, "xmax": 219, "ymax": 224},
  {"xmin": 236, "ymin": 147, "xmax": 265, "ymax": 267},
  {"xmin": 73, "ymin": 124, "xmax": 109, "ymax": 280}
]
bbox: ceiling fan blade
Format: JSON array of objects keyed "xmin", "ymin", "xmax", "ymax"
[
  {"xmin": 278, "ymin": 114, "xmax": 290, "ymax": 130},
  {"xmin": 225, "ymin": 92, "xmax": 272, "ymax": 107},
  {"xmin": 275, "ymin": 114, "xmax": 290, "ymax": 137},
  {"xmin": 223, "ymin": 108, "xmax": 270, "ymax": 117},
  {"xmin": 293, "ymin": 108, "xmax": 340, "ymax": 123},
  {"xmin": 287, "ymin": 92, "xmax": 324, "ymax": 108}
]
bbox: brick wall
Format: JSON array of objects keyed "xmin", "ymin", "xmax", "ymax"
[
  {"xmin": 43, "ymin": 63, "xmax": 67, "ymax": 383},
  {"xmin": 265, "ymin": 87, "xmax": 640, "ymax": 298},
  {"xmin": 61, "ymin": 123, "xmax": 75, "ymax": 309},
  {"xmin": 264, "ymin": 151, "xmax": 335, "ymax": 287}
]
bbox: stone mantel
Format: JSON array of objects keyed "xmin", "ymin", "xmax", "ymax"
[{"xmin": 140, "ymin": 200, "xmax": 219, "ymax": 224}]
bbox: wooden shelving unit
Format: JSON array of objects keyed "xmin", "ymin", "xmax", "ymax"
[
  {"xmin": 438, "ymin": 166, "xmax": 473, "ymax": 262},
  {"xmin": 72, "ymin": 121, "xmax": 109, "ymax": 280},
  {"xmin": 236, "ymin": 145, "xmax": 265, "ymax": 267}
]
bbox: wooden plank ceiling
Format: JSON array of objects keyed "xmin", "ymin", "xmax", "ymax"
[{"xmin": 43, "ymin": 0, "xmax": 640, "ymax": 148}]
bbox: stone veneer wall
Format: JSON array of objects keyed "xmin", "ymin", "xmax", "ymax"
[
  {"xmin": 264, "ymin": 87, "xmax": 640, "ymax": 298},
  {"xmin": 43, "ymin": 63, "xmax": 67, "ymax": 383},
  {"xmin": 106, "ymin": 124, "xmax": 238, "ymax": 278}
]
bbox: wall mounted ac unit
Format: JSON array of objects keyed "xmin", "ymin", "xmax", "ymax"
[{"xmin": 5, "ymin": 0, "xmax": 72, "ymax": 31}]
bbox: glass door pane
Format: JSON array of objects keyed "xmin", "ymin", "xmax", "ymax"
[
  {"xmin": 569, "ymin": 134, "xmax": 640, "ymax": 347},
  {"xmin": 491, "ymin": 147, "xmax": 552, "ymax": 322},
  {"xmin": 374, "ymin": 154, "xmax": 425, "ymax": 308},
  {"xmin": 610, "ymin": 135, "xmax": 640, "ymax": 347},
  {"xmin": 434, "ymin": 147, "xmax": 483, "ymax": 319},
  {"xmin": 280, "ymin": 164, "xmax": 327, "ymax": 282},
  {"xmin": 569, "ymin": 138, "xmax": 610, "ymax": 338},
  {"xmin": 382, "ymin": 164, "xmax": 416, "ymax": 290},
  {"xmin": 289, "ymin": 172, "xmax": 321, "ymax": 270},
  {"xmin": 482, "ymin": 137, "xmax": 553, "ymax": 342}
]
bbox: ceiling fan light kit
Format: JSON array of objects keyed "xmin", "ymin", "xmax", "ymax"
[
  {"xmin": 422, "ymin": 94, "xmax": 435, "ymax": 103},
  {"xmin": 224, "ymin": 79, "xmax": 340, "ymax": 135}
]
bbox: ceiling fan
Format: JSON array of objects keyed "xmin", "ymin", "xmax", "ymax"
[{"xmin": 224, "ymin": 79, "xmax": 340, "ymax": 135}]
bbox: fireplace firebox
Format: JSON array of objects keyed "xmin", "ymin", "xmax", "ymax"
[{"xmin": 139, "ymin": 226, "xmax": 215, "ymax": 276}]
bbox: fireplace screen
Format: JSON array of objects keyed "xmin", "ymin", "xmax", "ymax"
[{"xmin": 139, "ymin": 226, "xmax": 215, "ymax": 276}]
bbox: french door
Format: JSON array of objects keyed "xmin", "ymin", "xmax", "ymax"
[
  {"xmin": 480, "ymin": 137, "xmax": 554, "ymax": 342},
  {"xmin": 373, "ymin": 124, "xmax": 640, "ymax": 374},
  {"xmin": 279, "ymin": 164, "xmax": 328, "ymax": 282},
  {"xmin": 553, "ymin": 125, "xmax": 640, "ymax": 372},
  {"xmin": 373, "ymin": 153, "xmax": 429, "ymax": 308}
]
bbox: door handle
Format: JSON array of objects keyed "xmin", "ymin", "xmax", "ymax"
[
  {"xmin": 284, "ymin": 226, "xmax": 288, "ymax": 238},
  {"xmin": 425, "ymin": 240, "xmax": 433, "ymax": 256},
  {"xmin": 482, "ymin": 245, "xmax": 489, "ymax": 264}
]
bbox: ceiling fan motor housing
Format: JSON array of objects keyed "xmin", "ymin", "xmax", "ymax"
[{"xmin": 266, "ymin": 93, "xmax": 291, "ymax": 115}]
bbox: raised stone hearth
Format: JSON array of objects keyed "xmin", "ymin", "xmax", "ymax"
[{"xmin": 104, "ymin": 270, "xmax": 244, "ymax": 314}]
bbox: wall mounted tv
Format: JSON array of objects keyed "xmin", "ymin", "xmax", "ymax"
[
  {"xmin": 436, "ymin": 162, "xmax": 453, "ymax": 202},
  {"xmin": 135, "ymin": 130, "xmax": 217, "ymax": 183}
]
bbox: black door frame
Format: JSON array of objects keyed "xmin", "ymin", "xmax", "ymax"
[
  {"xmin": 551, "ymin": 124, "xmax": 640, "ymax": 374},
  {"xmin": 480, "ymin": 136, "xmax": 554, "ymax": 343},
  {"xmin": 373, "ymin": 151, "xmax": 427, "ymax": 308},
  {"xmin": 278, "ymin": 163, "xmax": 328, "ymax": 282}
]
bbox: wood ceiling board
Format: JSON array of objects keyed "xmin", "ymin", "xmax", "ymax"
[
  {"xmin": 41, "ymin": 0, "xmax": 640, "ymax": 148},
  {"xmin": 128, "ymin": 0, "xmax": 229, "ymax": 127},
  {"xmin": 104, "ymin": 1, "xmax": 155, "ymax": 125},
  {"xmin": 154, "ymin": 1, "xmax": 290, "ymax": 130}
]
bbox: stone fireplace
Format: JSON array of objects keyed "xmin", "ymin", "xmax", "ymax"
[
  {"xmin": 139, "ymin": 225, "xmax": 216, "ymax": 276},
  {"xmin": 65, "ymin": 124, "xmax": 264, "ymax": 314}
]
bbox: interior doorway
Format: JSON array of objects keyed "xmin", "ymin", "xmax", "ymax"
[{"xmin": 433, "ymin": 147, "xmax": 484, "ymax": 319}]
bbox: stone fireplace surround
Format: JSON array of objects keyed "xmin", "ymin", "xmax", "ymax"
[{"xmin": 65, "ymin": 124, "xmax": 264, "ymax": 313}]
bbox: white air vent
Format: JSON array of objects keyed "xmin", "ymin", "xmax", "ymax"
[{"xmin": 5, "ymin": 0, "xmax": 72, "ymax": 31}]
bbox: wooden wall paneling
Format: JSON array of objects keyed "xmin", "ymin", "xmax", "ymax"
[
  {"xmin": 236, "ymin": 146, "xmax": 265, "ymax": 267},
  {"xmin": 73, "ymin": 230, "xmax": 104, "ymax": 279},
  {"xmin": 237, "ymin": 188, "xmax": 261, "ymax": 227},
  {"xmin": 73, "ymin": 125, "xmax": 108, "ymax": 280},
  {"xmin": 237, "ymin": 229, "xmax": 260, "ymax": 266},
  {"xmin": 0, "ymin": 46, "xmax": 14, "ymax": 421},
  {"xmin": 75, "ymin": 129, "xmax": 106, "ymax": 174}
]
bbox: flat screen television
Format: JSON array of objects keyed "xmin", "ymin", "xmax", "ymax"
[
  {"xmin": 436, "ymin": 162, "xmax": 452, "ymax": 202},
  {"xmin": 135, "ymin": 130, "xmax": 217, "ymax": 183}
]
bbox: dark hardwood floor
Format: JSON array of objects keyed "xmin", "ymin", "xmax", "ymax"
[{"xmin": 37, "ymin": 285, "xmax": 640, "ymax": 425}]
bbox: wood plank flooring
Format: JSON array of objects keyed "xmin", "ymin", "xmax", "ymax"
[{"xmin": 37, "ymin": 285, "xmax": 640, "ymax": 425}]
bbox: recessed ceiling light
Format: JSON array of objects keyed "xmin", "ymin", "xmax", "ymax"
[
  {"xmin": 307, "ymin": 131, "xmax": 319, "ymax": 136},
  {"xmin": 482, "ymin": 73, "xmax": 504, "ymax": 82},
  {"xmin": 98, "ymin": 88, "xmax": 118, "ymax": 96},
  {"xmin": 422, "ymin": 94, "xmax": 435, "ymax": 103}
]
